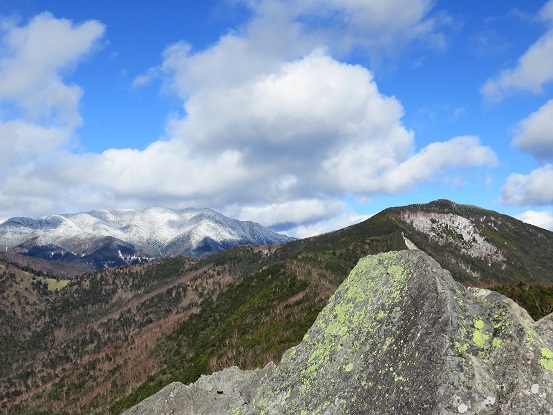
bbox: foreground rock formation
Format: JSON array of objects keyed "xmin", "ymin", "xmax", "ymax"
[{"xmin": 123, "ymin": 250, "xmax": 553, "ymax": 414}]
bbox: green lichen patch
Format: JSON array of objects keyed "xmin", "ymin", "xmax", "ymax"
[
  {"xmin": 540, "ymin": 348, "xmax": 553, "ymax": 371},
  {"xmin": 473, "ymin": 329, "xmax": 490, "ymax": 348},
  {"xmin": 472, "ymin": 319, "xmax": 490, "ymax": 348},
  {"xmin": 455, "ymin": 342, "xmax": 470, "ymax": 355},
  {"xmin": 246, "ymin": 251, "xmax": 457, "ymax": 414},
  {"xmin": 296, "ymin": 252, "xmax": 412, "ymax": 391}
]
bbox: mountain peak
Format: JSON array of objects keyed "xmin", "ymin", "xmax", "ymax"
[{"xmin": 0, "ymin": 207, "xmax": 294, "ymax": 269}]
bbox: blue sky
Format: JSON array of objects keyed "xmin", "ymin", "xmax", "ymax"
[{"xmin": 0, "ymin": 0, "xmax": 553, "ymax": 237}]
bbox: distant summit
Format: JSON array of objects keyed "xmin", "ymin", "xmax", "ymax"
[{"xmin": 0, "ymin": 207, "xmax": 294, "ymax": 269}]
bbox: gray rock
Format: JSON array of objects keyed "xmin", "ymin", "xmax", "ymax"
[
  {"xmin": 123, "ymin": 250, "xmax": 553, "ymax": 415},
  {"xmin": 121, "ymin": 364, "xmax": 275, "ymax": 415}
]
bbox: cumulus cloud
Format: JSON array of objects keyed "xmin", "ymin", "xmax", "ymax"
[
  {"xmin": 141, "ymin": 0, "xmax": 444, "ymax": 95},
  {"xmin": 0, "ymin": 14, "xmax": 104, "ymax": 163},
  {"xmin": 0, "ymin": 3, "xmax": 497, "ymax": 235},
  {"xmin": 502, "ymin": 165, "xmax": 553, "ymax": 206},
  {"xmin": 491, "ymin": 2, "xmax": 553, "ymax": 215},
  {"xmin": 151, "ymin": 1, "xmax": 442, "ymax": 116},
  {"xmin": 481, "ymin": 1, "xmax": 553, "ymax": 102},
  {"xmin": 0, "ymin": 13, "xmax": 104, "ymax": 216},
  {"xmin": 0, "ymin": 121, "xmax": 70, "ymax": 164},
  {"xmin": 0, "ymin": 13, "xmax": 104, "ymax": 125},
  {"xmin": 233, "ymin": 199, "xmax": 349, "ymax": 229},
  {"xmin": 52, "ymin": 52, "xmax": 495, "ymax": 231},
  {"xmin": 516, "ymin": 209, "xmax": 553, "ymax": 231},
  {"xmin": 512, "ymin": 99, "xmax": 553, "ymax": 160},
  {"xmin": 325, "ymin": 136, "xmax": 497, "ymax": 194},
  {"xmin": 503, "ymin": 98, "xmax": 553, "ymax": 210},
  {"xmin": 170, "ymin": 51, "xmax": 376, "ymax": 157}
]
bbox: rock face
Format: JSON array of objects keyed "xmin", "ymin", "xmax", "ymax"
[
  {"xmin": 123, "ymin": 250, "xmax": 553, "ymax": 414},
  {"xmin": 387, "ymin": 199, "xmax": 553, "ymax": 285}
]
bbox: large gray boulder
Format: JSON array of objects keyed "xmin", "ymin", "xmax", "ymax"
[{"xmin": 123, "ymin": 250, "xmax": 553, "ymax": 414}]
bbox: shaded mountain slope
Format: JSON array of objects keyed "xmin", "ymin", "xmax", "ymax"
[
  {"xmin": 2, "ymin": 200, "xmax": 553, "ymax": 414},
  {"xmin": 1, "ymin": 222, "xmax": 404, "ymax": 415},
  {"xmin": 0, "ymin": 251, "xmax": 87, "ymax": 277}
]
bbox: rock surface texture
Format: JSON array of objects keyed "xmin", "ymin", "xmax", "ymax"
[
  {"xmin": 122, "ymin": 250, "xmax": 553, "ymax": 414},
  {"xmin": 121, "ymin": 365, "xmax": 274, "ymax": 415}
]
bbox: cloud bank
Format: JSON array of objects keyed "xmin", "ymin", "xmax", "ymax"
[
  {"xmin": 0, "ymin": 13, "xmax": 104, "ymax": 215},
  {"xmin": 502, "ymin": 165, "xmax": 553, "ymax": 206},
  {"xmin": 517, "ymin": 209, "xmax": 553, "ymax": 232}
]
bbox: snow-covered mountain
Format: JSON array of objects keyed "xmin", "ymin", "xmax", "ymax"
[{"xmin": 0, "ymin": 207, "xmax": 294, "ymax": 269}]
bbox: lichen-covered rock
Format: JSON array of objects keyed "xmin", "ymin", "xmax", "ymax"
[
  {"xmin": 242, "ymin": 250, "xmax": 553, "ymax": 414},
  {"xmin": 122, "ymin": 250, "xmax": 553, "ymax": 415}
]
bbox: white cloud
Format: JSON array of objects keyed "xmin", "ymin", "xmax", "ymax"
[
  {"xmin": 0, "ymin": 14, "xmax": 104, "ymax": 164},
  {"xmin": 481, "ymin": 2, "xmax": 553, "ymax": 102},
  {"xmin": 145, "ymin": 0, "xmax": 444, "ymax": 98},
  {"xmin": 502, "ymin": 164, "xmax": 553, "ymax": 206},
  {"xmin": 233, "ymin": 199, "xmax": 348, "ymax": 228},
  {"xmin": 517, "ymin": 209, "xmax": 553, "ymax": 231},
  {"xmin": 512, "ymin": 99, "xmax": 553, "ymax": 160},
  {"xmin": 0, "ymin": 120, "xmax": 70, "ymax": 164},
  {"xmin": 242, "ymin": 0, "xmax": 444, "ymax": 58},
  {"xmin": 0, "ymin": 5, "xmax": 496, "ymax": 236},
  {"xmin": 0, "ymin": 14, "xmax": 104, "ymax": 217},
  {"xmin": 325, "ymin": 135, "xmax": 497, "ymax": 194},
  {"xmin": 541, "ymin": 0, "xmax": 553, "ymax": 23},
  {"xmin": 287, "ymin": 211, "xmax": 372, "ymax": 239},
  {"xmin": 169, "ymin": 51, "xmax": 406, "ymax": 160},
  {"xmin": 0, "ymin": 13, "xmax": 105, "ymax": 125},
  {"xmin": 497, "ymin": 2, "xmax": 553, "ymax": 218},
  {"xmin": 50, "ymin": 52, "xmax": 495, "ymax": 231}
]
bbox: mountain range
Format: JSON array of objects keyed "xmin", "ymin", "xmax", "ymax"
[
  {"xmin": 0, "ymin": 207, "xmax": 294, "ymax": 270},
  {"xmin": 2, "ymin": 199, "xmax": 553, "ymax": 414}
]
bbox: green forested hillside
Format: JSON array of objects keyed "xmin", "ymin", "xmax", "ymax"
[{"xmin": 2, "ymin": 200, "xmax": 553, "ymax": 415}]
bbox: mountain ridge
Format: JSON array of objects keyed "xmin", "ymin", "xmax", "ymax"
[
  {"xmin": 0, "ymin": 207, "xmax": 294, "ymax": 270},
  {"xmin": 3, "ymin": 199, "xmax": 553, "ymax": 414},
  {"xmin": 383, "ymin": 199, "xmax": 553, "ymax": 284}
]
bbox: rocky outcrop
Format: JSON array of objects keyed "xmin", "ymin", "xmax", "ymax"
[
  {"xmin": 123, "ymin": 250, "xmax": 553, "ymax": 414},
  {"xmin": 121, "ymin": 365, "xmax": 274, "ymax": 415}
]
